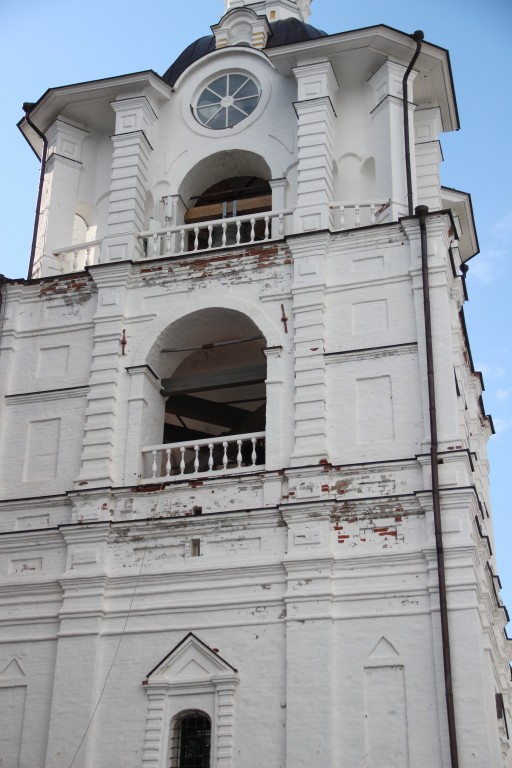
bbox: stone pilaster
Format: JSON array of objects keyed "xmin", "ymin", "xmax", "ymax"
[
  {"xmin": 34, "ymin": 120, "xmax": 89, "ymax": 278},
  {"xmin": 269, "ymin": 177, "xmax": 288, "ymax": 237},
  {"xmin": 283, "ymin": 527, "xmax": 333, "ymax": 767},
  {"xmin": 293, "ymin": 61, "xmax": 338, "ymax": 233},
  {"xmin": 368, "ymin": 60, "xmax": 418, "ymax": 220},
  {"xmin": 102, "ymin": 96, "xmax": 156, "ymax": 264},
  {"xmin": 215, "ymin": 677, "xmax": 238, "ymax": 767},
  {"xmin": 289, "ymin": 231, "xmax": 329, "ymax": 465},
  {"xmin": 74, "ymin": 263, "xmax": 132, "ymax": 488},
  {"xmin": 123, "ymin": 365, "xmax": 163, "ymax": 485},
  {"xmin": 414, "ymin": 107, "xmax": 443, "ymax": 211},
  {"xmin": 402, "ymin": 214, "xmax": 461, "ymax": 454},
  {"xmin": 44, "ymin": 524, "xmax": 109, "ymax": 768},
  {"xmin": 141, "ymin": 686, "xmax": 167, "ymax": 768}
]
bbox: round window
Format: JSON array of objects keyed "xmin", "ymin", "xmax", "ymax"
[{"xmin": 195, "ymin": 74, "xmax": 260, "ymax": 130}]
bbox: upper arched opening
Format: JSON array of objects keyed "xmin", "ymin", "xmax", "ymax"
[{"xmin": 178, "ymin": 150, "xmax": 272, "ymax": 211}]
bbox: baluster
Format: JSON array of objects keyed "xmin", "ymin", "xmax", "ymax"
[
  {"xmin": 355, "ymin": 204, "xmax": 361, "ymax": 228},
  {"xmin": 236, "ymin": 439, "xmax": 243, "ymax": 467},
  {"xmin": 251, "ymin": 438, "xmax": 257, "ymax": 466},
  {"xmin": 222, "ymin": 441, "xmax": 228, "ymax": 470},
  {"xmin": 208, "ymin": 443, "xmax": 214, "ymax": 471},
  {"xmin": 222, "ymin": 222, "xmax": 227, "ymax": 246},
  {"xmin": 193, "ymin": 227, "xmax": 199, "ymax": 251},
  {"xmin": 85, "ymin": 247, "xmax": 91, "ymax": 267},
  {"xmin": 250, "ymin": 218, "xmax": 255, "ymax": 242},
  {"xmin": 340, "ymin": 206, "xmax": 345, "ymax": 230},
  {"xmin": 370, "ymin": 204, "xmax": 376, "ymax": 225},
  {"xmin": 278, "ymin": 213, "xmax": 284, "ymax": 236},
  {"xmin": 96, "ymin": 247, "xmax": 102, "ymax": 265},
  {"xmin": 165, "ymin": 448, "xmax": 171, "ymax": 477},
  {"xmin": 165, "ymin": 231, "xmax": 172, "ymax": 256},
  {"xmin": 236, "ymin": 219, "xmax": 241, "ymax": 244},
  {"xmin": 264, "ymin": 216, "xmax": 270, "ymax": 239},
  {"xmin": 179, "ymin": 446, "xmax": 186, "ymax": 475},
  {"xmin": 208, "ymin": 225, "xmax": 213, "ymax": 249},
  {"xmin": 194, "ymin": 445, "xmax": 200, "ymax": 473},
  {"xmin": 179, "ymin": 229, "xmax": 185, "ymax": 253},
  {"xmin": 152, "ymin": 233, "xmax": 159, "ymax": 258},
  {"xmin": 151, "ymin": 450, "xmax": 158, "ymax": 479},
  {"xmin": 72, "ymin": 250, "xmax": 79, "ymax": 271},
  {"xmin": 58, "ymin": 253, "xmax": 65, "ymax": 273}
]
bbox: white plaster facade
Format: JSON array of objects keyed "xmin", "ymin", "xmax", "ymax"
[{"xmin": 0, "ymin": 1, "xmax": 510, "ymax": 766}]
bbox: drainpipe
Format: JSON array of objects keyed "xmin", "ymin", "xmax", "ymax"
[
  {"xmin": 417, "ymin": 204, "xmax": 459, "ymax": 768},
  {"xmin": 22, "ymin": 102, "xmax": 48, "ymax": 281},
  {"xmin": 403, "ymin": 31, "xmax": 424, "ymax": 215}
]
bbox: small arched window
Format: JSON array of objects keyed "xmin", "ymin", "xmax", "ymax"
[{"xmin": 171, "ymin": 711, "xmax": 211, "ymax": 768}]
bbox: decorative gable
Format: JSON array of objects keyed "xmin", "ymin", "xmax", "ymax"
[{"xmin": 145, "ymin": 632, "xmax": 238, "ymax": 685}]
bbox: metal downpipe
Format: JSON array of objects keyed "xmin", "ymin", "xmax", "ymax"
[
  {"xmin": 416, "ymin": 204, "xmax": 460, "ymax": 768},
  {"xmin": 403, "ymin": 31, "xmax": 424, "ymax": 215}
]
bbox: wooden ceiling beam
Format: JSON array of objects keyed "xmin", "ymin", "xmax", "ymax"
[
  {"xmin": 165, "ymin": 394, "xmax": 249, "ymax": 429},
  {"xmin": 161, "ymin": 364, "xmax": 266, "ymax": 396}
]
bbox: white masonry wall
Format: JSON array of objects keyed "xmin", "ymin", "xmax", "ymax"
[{"xmin": 1, "ymin": 210, "xmax": 510, "ymax": 767}]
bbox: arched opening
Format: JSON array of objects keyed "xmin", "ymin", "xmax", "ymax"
[
  {"xmin": 170, "ymin": 711, "xmax": 211, "ymax": 768},
  {"xmin": 186, "ymin": 176, "xmax": 271, "ymax": 223},
  {"xmin": 145, "ymin": 308, "xmax": 267, "ymax": 477},
  {"xmin": 186, "ymin": 175, "xmax": 271, "ymax": 248}
]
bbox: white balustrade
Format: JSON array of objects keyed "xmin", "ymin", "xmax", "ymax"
[
  {"xmin": 53, "ymin": 239, "xmax": 103, "ymax": 273},
  {"xmin": 50, "ymin": 201, "xmax": 390, "ymax": 276},
  {"xmin": 330, "ymin": 200, "xmax": 391, "ymax": 231},
  {"xmin": 138, "ymin": 210, "xmax": 291, "ymax": 259},
  {"xmin": 141, "ymin": 431, "xmax": 265, "ymax": 483}
]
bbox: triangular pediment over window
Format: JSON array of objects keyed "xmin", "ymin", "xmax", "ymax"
[
  {"xmin": 142, "ymin": 633, "xmax": 239, "ymax": 767},
  {"xmin": 145, "ymin": 632, "xmax": 237, "ymax": 684}
]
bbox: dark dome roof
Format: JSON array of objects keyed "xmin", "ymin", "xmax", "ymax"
[
  {"xmin": 162, "ymin": 18, "xmax": 328, "ymax": 87},
  {"xmin": 265, "ymin": 18, "xmax": 327, "ymax": 47}
]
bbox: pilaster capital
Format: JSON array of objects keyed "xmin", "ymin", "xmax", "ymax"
[
  {"xmin": 368, "ymin": 59, "xmax": 418, "ymax": 108},
  {"xmin": 111, "ymin": 95, "xmax": 157, "ymax": 135},
  {"xmin": 46, "ymin": 118, "xmax": 89, "ymax": 162},
  {"xmin": 293, "ymin": 59, "xmax": 339, "ymax": 100},
  {"xmin": 414, "ymin": 106, "xmax": 443, "ymax": 143}
]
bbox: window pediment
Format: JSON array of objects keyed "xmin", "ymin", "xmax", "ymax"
[
  {"xmin": 145, "ymin": 632, "xmax": 237, "ymax": 686},
  {"xmin": 143, "ymin": 634, "xmax": 238, "ymax": 768}
]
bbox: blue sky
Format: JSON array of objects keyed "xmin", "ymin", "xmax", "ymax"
[{"xmin": 1, "ymin": 0, "xmax": 511, "ymax": 617}]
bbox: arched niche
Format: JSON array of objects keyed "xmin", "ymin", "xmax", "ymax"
[
  {"xmin": 72, "ymin": 202, "xmax": 97, "ymax": 245},
  {"xmin": 336, "ymin": 152, "xmax": 361, "ymax": 200},
  {"xmin": 361, "ymin": 156, "xmax": 376, "ymax": 200}
]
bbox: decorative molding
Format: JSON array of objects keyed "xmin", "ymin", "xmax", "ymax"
[
  {"xmin": 143, "ymin": 633, "xmax": 239, "ymax": 768},
  {"xmin": 5, "ymin": 385, "xmax": 88, "ymax": 405}
]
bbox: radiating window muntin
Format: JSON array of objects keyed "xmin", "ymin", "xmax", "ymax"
[{"xmin": 195, "ymin": 74, "xmax": 260, "ymax": 129}]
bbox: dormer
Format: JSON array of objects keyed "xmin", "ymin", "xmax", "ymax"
[{"xmin": 212, "ymin": 7, "xmax": 272, "ymax": 49}]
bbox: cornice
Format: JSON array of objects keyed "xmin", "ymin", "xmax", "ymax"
[{"xmin": 5, "ymin": 385, "xmax": 88, "ymax": 405}]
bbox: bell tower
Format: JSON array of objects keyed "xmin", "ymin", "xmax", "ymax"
[{"xmin": 1, "ymin": 1, "xmax": 511, "ymax": 767}]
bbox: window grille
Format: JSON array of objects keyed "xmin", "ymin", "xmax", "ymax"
[{"xmin": 171, "ymin": 711, "xmax": 211, "ymax": 768}]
